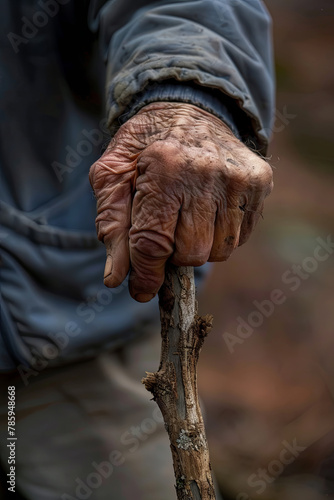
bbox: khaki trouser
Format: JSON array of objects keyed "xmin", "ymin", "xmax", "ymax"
[{"xmin": 0, "ymin": 332, "xmax": 179, "ymax": 500}]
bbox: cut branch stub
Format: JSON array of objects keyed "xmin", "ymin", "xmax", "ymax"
[{"xmin": 142, "ymin": 264, "xmax": 216, "ymax": 500}]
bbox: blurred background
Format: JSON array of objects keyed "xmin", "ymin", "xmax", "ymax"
[
  {"xmin": 198, "ymin": 1, "xmax": 334, "ymax": 499},
  {"xmin": 1, "ymin": 2, "xmax": 332, "ymax": 500}
]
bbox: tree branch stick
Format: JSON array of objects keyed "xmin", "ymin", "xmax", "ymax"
[{"xmin": 142, "ymin": 264, "xmax": 216, "ymax": 500}]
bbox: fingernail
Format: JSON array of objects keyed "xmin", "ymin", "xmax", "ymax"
[
  {"xmin": 104, "ymin": 255, "xmax": 113, "ymax": 278},
  {"xmin": 135, "ymin": 293, "xmax": 155, "ymax": 303}
]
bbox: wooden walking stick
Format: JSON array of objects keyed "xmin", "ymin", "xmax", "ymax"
[{"xmin": 142, "ymin": 264, "xmax": 216, "ymax": 500}]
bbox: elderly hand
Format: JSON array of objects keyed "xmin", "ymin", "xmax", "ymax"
[{"xmin": 89, "ymin": 102, "xmax": 273, "ymax": 302}]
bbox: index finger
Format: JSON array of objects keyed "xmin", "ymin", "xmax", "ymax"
[{"xmin": 128, "ymin": 163, "xmax": 179, "ymax": 302}]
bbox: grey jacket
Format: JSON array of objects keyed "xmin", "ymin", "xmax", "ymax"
[{"xmin": 0, "ymin": 0, "xmax": 274, "ymax": 372}]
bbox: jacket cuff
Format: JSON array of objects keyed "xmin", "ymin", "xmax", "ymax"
[{"xmin": 118, "ymin": 80, "xmax": 242, "ymax": 141}]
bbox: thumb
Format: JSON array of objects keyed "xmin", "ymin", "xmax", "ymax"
[{"xmin": 89, "ymin": 144, "xmax": 138, "ymax": 288}]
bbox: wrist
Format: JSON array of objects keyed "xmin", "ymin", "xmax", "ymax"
[
  {"xmin": 136, "ymin": 102, "xmax": 235, "ymax": 136},
  {"xmin": 119, "ymin": 80, "xmax": 242, "ymax": 140}
]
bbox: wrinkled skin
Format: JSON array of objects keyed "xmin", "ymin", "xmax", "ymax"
[{"xmin": 89, "ymin": 103, "xmax": 273, "ymax": 302}]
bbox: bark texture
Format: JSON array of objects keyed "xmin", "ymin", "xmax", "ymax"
[{"xmin": 142, "ymin": 264, "xmax": 216, "ymax": 500}]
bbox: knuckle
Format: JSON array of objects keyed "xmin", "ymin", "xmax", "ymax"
[
  {"xmin": 95, "ymin": 216, "xmax": 120, "ymax": 242},
  {"xmin": 131, "ymin": 232, "xmax": 172, "ymax": 259},
  {"xmin": 225, "ymin": 148, "xmax": 274, "ymax": 194},
  {"xmin": 261, "ymin": 160, "xmax": 274, "ymax": 182},
  {"xmin": 142, "ymin": 141, "xmax": 182, "ymax": 169},
  {"xmin": 252, "ymin": 159, "xmax": 273, "ymax": 189}
]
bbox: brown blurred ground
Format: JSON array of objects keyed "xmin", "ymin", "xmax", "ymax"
[{"xmin": 198, "ymin": 1, "xmax": 334, "ymax": 499}]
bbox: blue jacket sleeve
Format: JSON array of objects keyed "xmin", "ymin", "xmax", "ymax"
[
  {"xmin": 87, "ymin": 0, "xmax": 275, "ymax": 154},
  {"xmin": 118, "ymin": 80, "xmax": 242, "ymax": 141}
]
